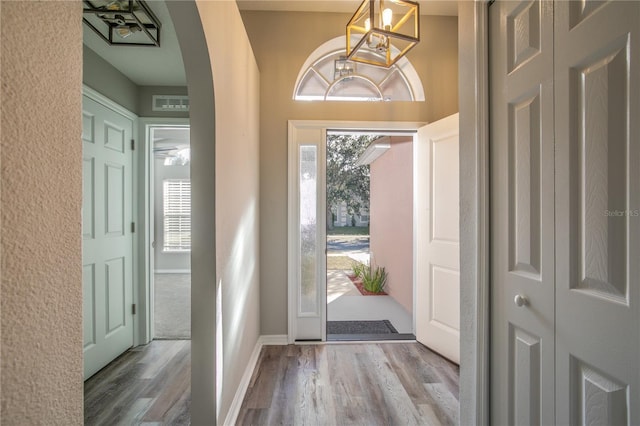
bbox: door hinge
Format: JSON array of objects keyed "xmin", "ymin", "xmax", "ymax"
[
  {"xmin": 131, "ymin": 222, "xmax": 135, "ymax": 233},
  {"xmin": 132, "ymin": 304, "xmax": 136, "ymax": 315},
  {"xmin": 131, "ymin": 139, "xmax": 135, "ymax": 150}
]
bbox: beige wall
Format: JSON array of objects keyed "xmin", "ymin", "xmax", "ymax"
[
  {"xmin": 370, "ymin": 137, "xmax": 414, "ymax": 313},
  {"xmin": 198, "ymin": 1, "xmax": 262, "ymax": 423},
  {"xmin": 1, "ymin": 1, "xmax": 83, "ymax": 424},
  {"xmin": 241, "ymin": 10, "xmax": 458, "ymax": 334}
]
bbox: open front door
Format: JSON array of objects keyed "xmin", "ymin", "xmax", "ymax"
[{"xmin": 415, "ymin": 113, "xmax": 460, "ymax": 363}]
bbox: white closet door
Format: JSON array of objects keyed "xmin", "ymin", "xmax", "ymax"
[
  {"xmin": 83, "ymin": 94, "xmax": 135, "ymax": 379},
  {"xmin": 554, "ymin": 1, "xmax": 640, "ymax": 423},
  {"xmin": 489, "ymin": 1, "xmax": 556, "ymax": 424},
  {"xmin": 415, "ymin": 113, "xmax": 460, "ymax": 364}
]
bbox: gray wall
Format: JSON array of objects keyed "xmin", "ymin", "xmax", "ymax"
[
  {"xmin": 83, "ymin": 45, "xmax": 140, "ymax": 114},
  {"xmin": 154, "ymin": 158, "xmax": 191, "ymax": 271},
  {"xmin": 83, "ymin": 45, "xmax": 189, "ymax": 119},
  {"xmin": 167, "ymin": 1, "xmax": 261, "ymax": 423}
]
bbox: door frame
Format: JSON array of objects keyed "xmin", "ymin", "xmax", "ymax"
[
  {"xmin": 288, "ymin": 2, "xmax": 490, "ymax": 422},
  {"xmin": 458, "ymin": 1, "xmax": 490, "ymax": 425},
  {"xmin": 138, "ymin": 117, "xmax": 190, "ymax": 343},
  {"xmin": 82, "ymin": 85, "xmax": 140, "ymax": 347},
  {"xmin": 288, "ymin": 120, "xmax": 425, "ymax": 344}
]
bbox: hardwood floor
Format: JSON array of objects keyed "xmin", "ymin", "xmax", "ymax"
[
  {"xmin": 237, "ymin": 343, "xmax": 459, "ymax": 426},
  {"xmin": 84, "ymin": 340, "xmax": 191, "ymax": 426},
  {"xmin": 85, "ymin": 341, "xmax": 458, "ymax": 426}
]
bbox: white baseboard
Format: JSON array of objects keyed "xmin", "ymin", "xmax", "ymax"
[
  {"xmin": 222, "ymin": 335, "xmax": 288, "ymax": 426},
  {"xmin": 258, "ymin": 334, "xmax": 288, "ymax": 346},
  {"xmin": 154, "ymin": 269, "xmax": 191, "ymax": 274}
]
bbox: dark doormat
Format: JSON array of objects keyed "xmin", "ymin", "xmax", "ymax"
[{"xmin": 327, "ymin": 320, "xmax": 398, "ymax": 334}]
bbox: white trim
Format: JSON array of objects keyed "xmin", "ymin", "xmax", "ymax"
[
  {"xmin": 83, "ymin": 85, "xmax": 137, "ymax": 120},
  {"xmin": 287, "ymin": 123, "xmax": 297, "ymax": 344},
  {"xmin": 259, "ymin": 334, "xmax": 288, "ymax": 346},
  {"xmin": 293, "ymin": 36, "xmax": 425, "ymax": 102},
  {"xmin": 222, "ymin": 335, "xmax": 288, "ymax": 426},
  {"xmin": 82, "ymin": 85, "xmax": 141, "ymax": 347},
  {"xmin": 139, "ymin": 117, "xmax": 190, "ymax": 344},
  {"xmin": 355, "ymin": 137, "xmax": 391, "ymax": 166},
  {"xmin": 154, "ymin": 269, "xmax": 191, "ymax": 274},
  {"xmin": 295, "ymin": 339, "xmax": 417, "ymax": 345},
  {"xmin": 458, "ymin": 1, "xmax": 490, "ymax": 425}
]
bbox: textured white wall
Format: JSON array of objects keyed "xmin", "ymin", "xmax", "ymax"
[{"xmin": 1, "ymin": 1, "xmax": 83, "ymax": 423}]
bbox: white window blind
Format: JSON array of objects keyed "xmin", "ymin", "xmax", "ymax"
[{"xmin": 163, "ymin": 179, "xmax": 191, "ymax": 252}]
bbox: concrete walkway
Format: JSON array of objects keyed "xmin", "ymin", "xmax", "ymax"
[{"xmin": 326, "ymin": 269, "xmax": 413, "ymax": 334}]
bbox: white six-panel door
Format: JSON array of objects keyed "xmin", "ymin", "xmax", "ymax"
[
  {"xmin": 415, "ymin": 114, "xmax": 460, "ymax": 364},
  {"xmin": 490, "ymin": 1, "xmax": 556, "ymax": 423},
  {"xmin": 490, "ymin": 0, "xmax": 639, "ymax": 423},
  {"xmin": 554, "ymin": 1, "xmax": 639, "ymax": 423},
  {"xmin": 83, "ymin": 92, "xmax": 135, "ymax": 379}
]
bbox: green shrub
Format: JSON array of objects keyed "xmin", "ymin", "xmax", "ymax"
[
  {"xmin": 361, "ymin": 264, "xmax": 387, "ymax": 293},
  {"xmin": 351, "ymin": 261, "xmax": 366, "ymax": 278}
]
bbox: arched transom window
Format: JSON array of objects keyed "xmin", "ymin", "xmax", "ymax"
[{"xmin": 293, "ymin": 36, "xmax": 425, "ymax": 102}]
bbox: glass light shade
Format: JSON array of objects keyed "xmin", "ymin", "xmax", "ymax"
[{"xmin": 382, "ymin": 8, "xmax": 393, "ymax": 27}]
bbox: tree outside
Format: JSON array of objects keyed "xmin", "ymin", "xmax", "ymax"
[{"xmin": 326, "ymin": 134, "xmax": 379, "ymax": 230}]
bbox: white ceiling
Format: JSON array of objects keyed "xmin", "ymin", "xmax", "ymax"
[
  {"xmin": 83, "ymin": 0, "xmax": 186, "ymax": 86},
  {"xmin": 236, "ymin": 0, "xmax": 459, "ymax": 16},
  {"xmin": 84, "ymin": 0, "xmax": 458, "ymax": 87}
]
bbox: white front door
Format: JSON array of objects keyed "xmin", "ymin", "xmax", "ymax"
[
  {"xmin": 83, "ymin": 92, "xmax": 135, "ymax": 379},
  {"xmin": 415, "ymin": 113, "xmax": 460, "ymax": 363},
  {"xmin": 490, "ymin": 0, "xmax": 640, "ymax": 423}
]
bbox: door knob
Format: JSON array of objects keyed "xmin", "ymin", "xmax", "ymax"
[{"xmin": 514, "ymin": 294, "xmax": 529, "ymax": 307}]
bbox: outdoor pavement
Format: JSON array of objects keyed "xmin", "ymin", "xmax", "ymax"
[
  {"xmin": 327, "ymin": 235, "xmax": 371, "ymax": 265},
  {"xmin": 326, "ymin": 234, "xmax": 412, "ymax": 334}
]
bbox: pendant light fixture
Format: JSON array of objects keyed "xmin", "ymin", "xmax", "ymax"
[
  {"xmin": 83, "ymin": 0, "xmax": 161, "ymax": 47},
  {"xmin": 346, "ymin": 0, "xmax": 420, "ymax": 68}
]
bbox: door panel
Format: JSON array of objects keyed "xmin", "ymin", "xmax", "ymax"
[
  {"xmin": 415, "ymin": 113, "xmax": 460, "ymax": 363},
  {"xmin": 490, "ymin": 1, "xmax": 555, "ymax": 424},
  {"xmin": 83, "ymin": 94, "xmax": 134, "ymax": 379},
  {"xmin": 288, "ymin": 125, "xmax": 327, "ymax": 341},
  {"xmin": 554, "ymin": 1, "xmax": 640, "ymax": 423}
]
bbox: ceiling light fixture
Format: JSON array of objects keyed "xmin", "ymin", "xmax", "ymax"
[
  {"xmin": 83, "ymin": 0, "xmax": 161, "ymax": 47},
  {"xmin": 346, "ymin": 0, "xmax": 420, "ymax": 68}
]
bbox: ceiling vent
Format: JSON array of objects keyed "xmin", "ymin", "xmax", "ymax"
[{"xmin": 152, "ymin": 95, "xmax": 189, "ymax": 112}]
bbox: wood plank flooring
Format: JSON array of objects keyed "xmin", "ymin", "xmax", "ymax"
[
  {"xmin": 237, "ymin": 343, "xmax": 459, "ymax": 426},
  {"xmin": 85, "ymin": 341, "xmax": 458, "ymax": 426},
  {"xmin": 84, "ymin": 340, "xmax": 191, "ymax": 426}
]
